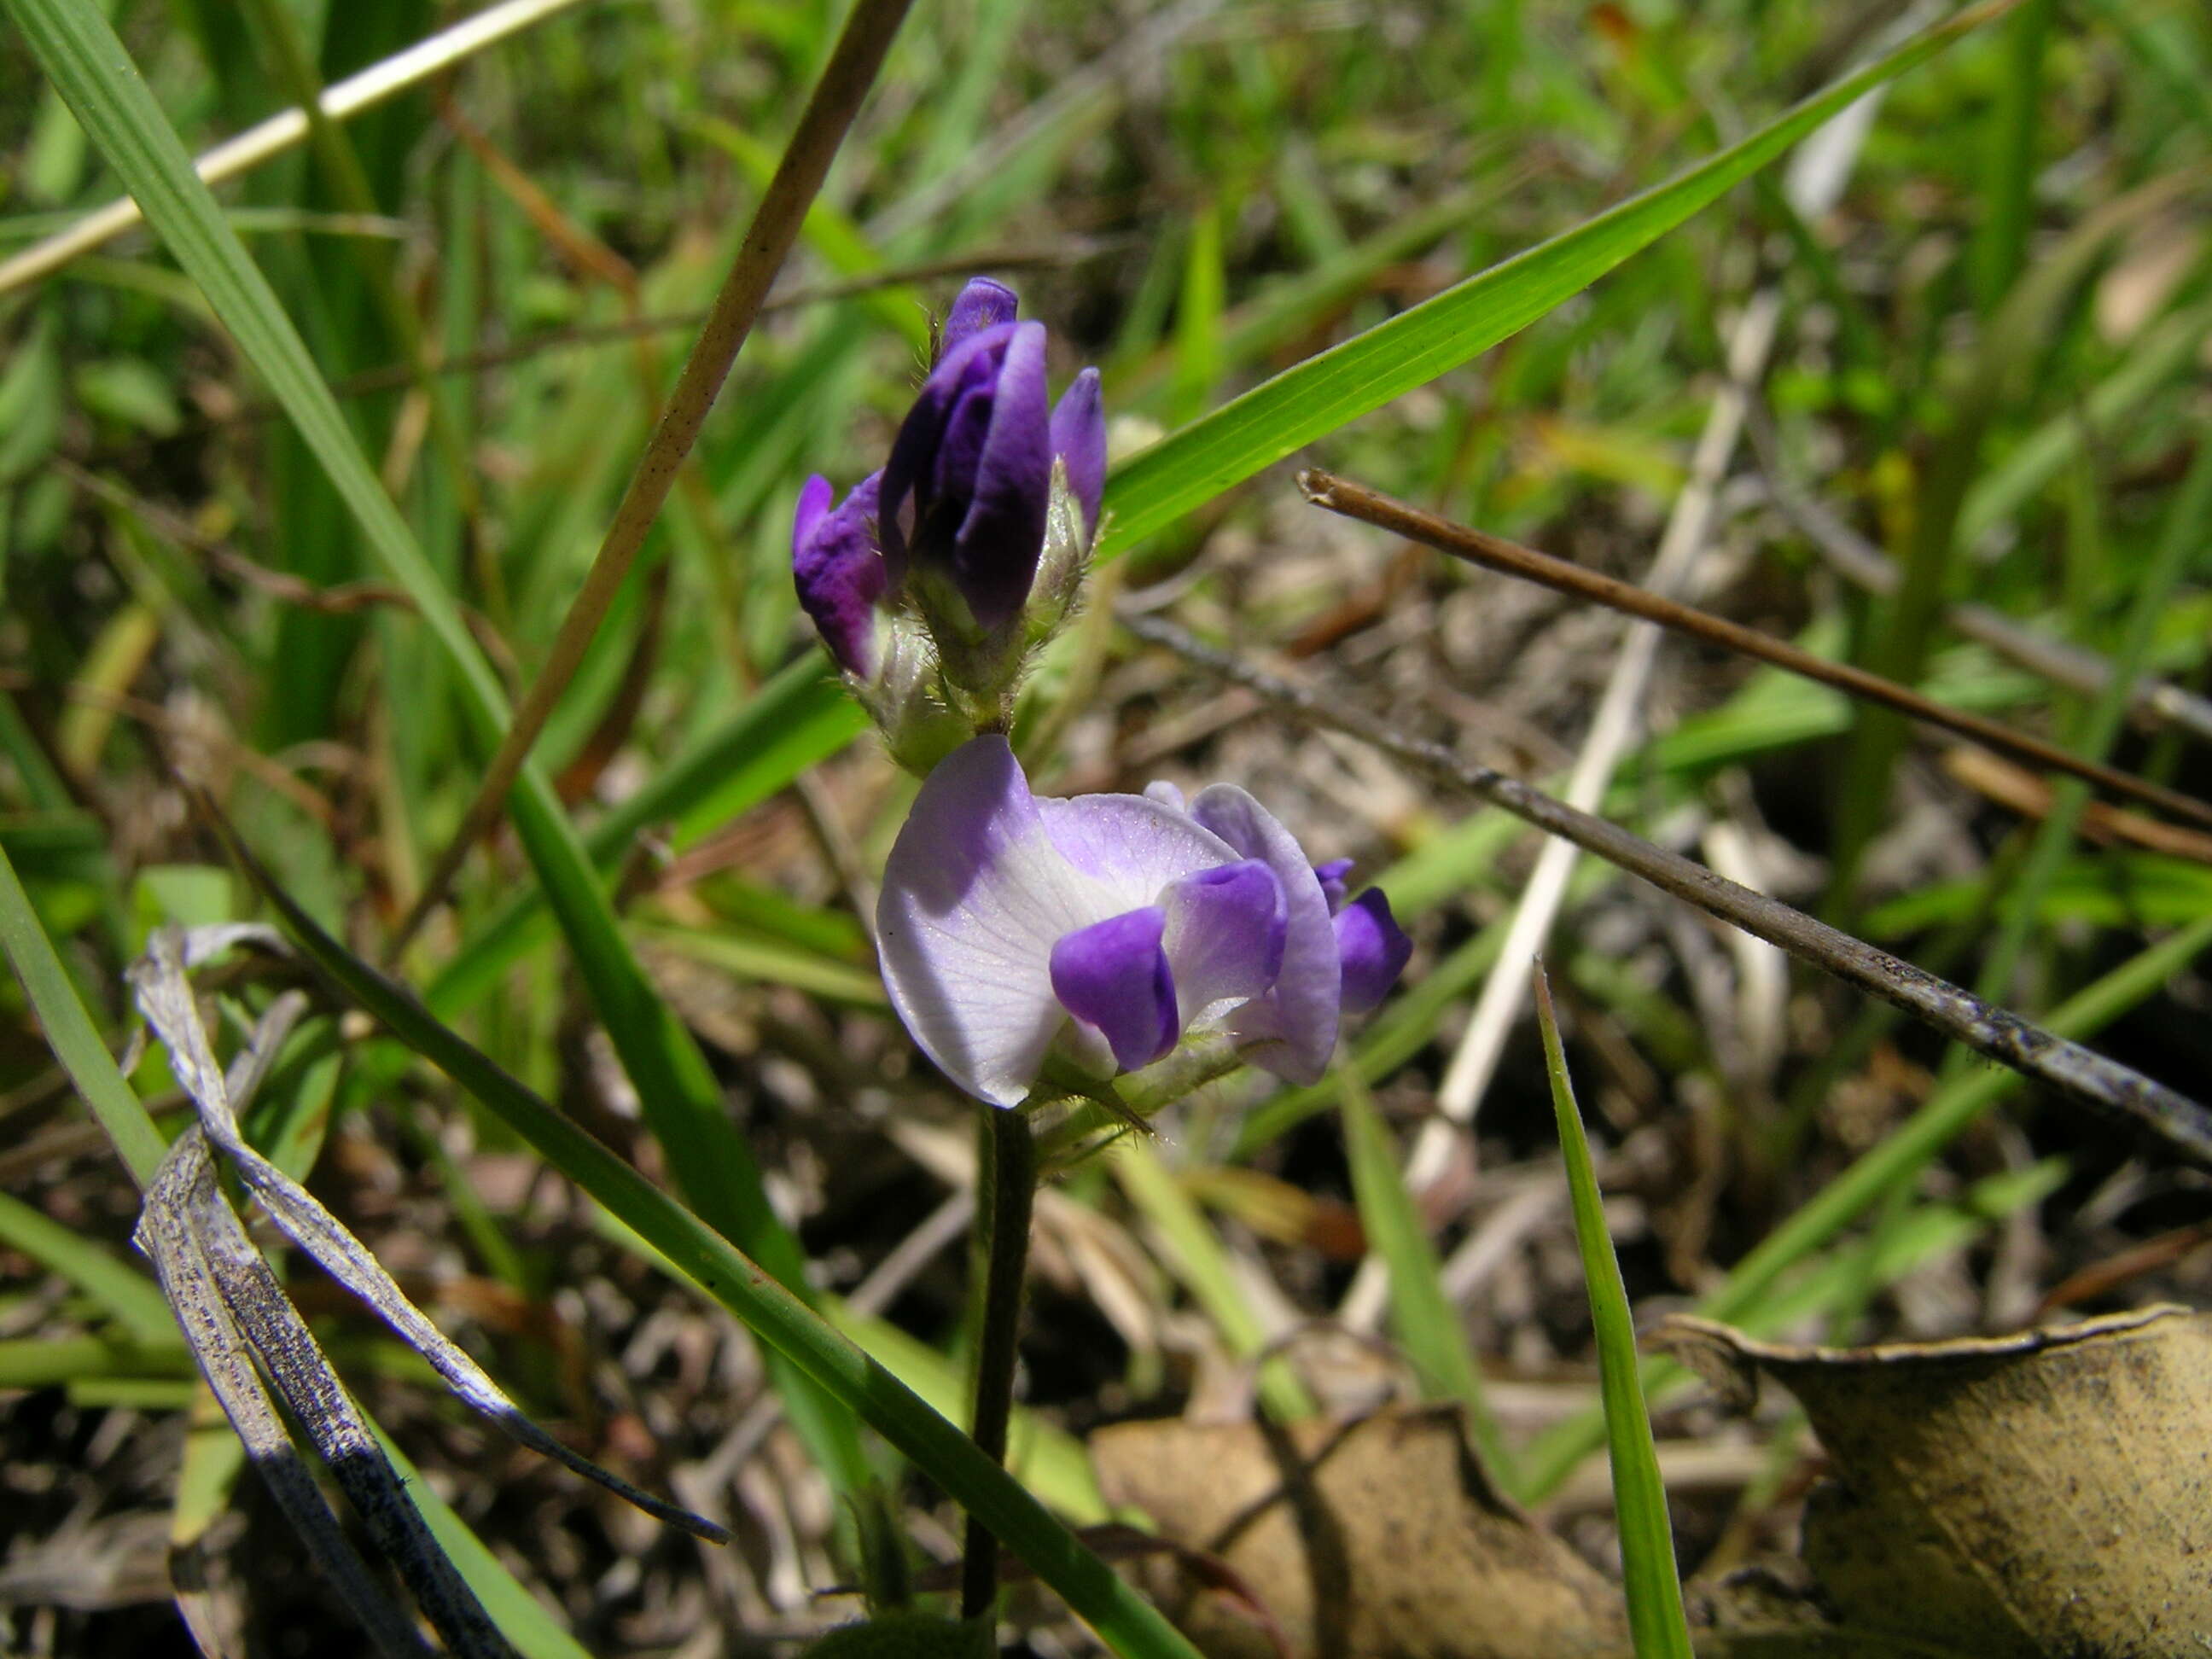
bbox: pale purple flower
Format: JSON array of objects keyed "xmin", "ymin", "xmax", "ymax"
[{"xmin": 876, "ymin": 736, "xmax": 1409, "ymax": 1107}]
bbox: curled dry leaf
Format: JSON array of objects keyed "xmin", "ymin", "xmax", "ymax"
[
  {"xmin": 1091, "ymin": 1405, "xmax": 1626, "ymax": 1659},
  {"xmin": 1658, "ymin": 1307, "xmax": 2212, "ymax": 1658}
]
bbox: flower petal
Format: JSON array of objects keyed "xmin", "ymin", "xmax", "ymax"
[
  {"xmin": 877, "ymin": 736, "xmax": 1121, "ymax": 1106},
  {"xmin": 955, "ymin": 320, "xmax": 1052, "ymax": 627},
  {"xmin": 1034, "ymin": 791, "xmax": 1237, "ymax": 909},
  {"xmin": 1312, "ymin": 858, "xmax": 1354, "ymax": 914},
  {"xmin": 1050, "ymin": 907, "xmax": 1177, "ymax": 1071},
  {"xmin": 942, "ymin": 276, "xmax": 1017, "ymax": 357},
  {"xmin": 792, "ymin": 473, "xmax": 833, "ymax": 556},
  {"xmin": 878, "ymin": 320, "xmax": 1020, "ymax": 589},
  {"xmin": 1162, "ymin": 859, "xmax": 1286, "ymax": 1021},
  {"xmin": 1334, "ymin": 888, "xmax": 1412, "ymax": 1013},
  {"xmin": 792, "ymin": 471, "xmax": 885, "ymax": 676},
  {"xmin": 1188, "ymin": 786, "xmax": 1341, "ymax": 1083},
  {"xmin": 1049, "ymin": 367, "xmax": 1106, "ymax": 543}
]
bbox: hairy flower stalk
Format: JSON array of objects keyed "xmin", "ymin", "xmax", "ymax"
[{"xmin": 794, "ymin": 279, "xmax": 1408, "ymax": 1620}]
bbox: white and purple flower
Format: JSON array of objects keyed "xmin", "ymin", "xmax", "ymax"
[{"xmin": 876, "ymin": 736, "xmax": 1412, "ymax": 1107}]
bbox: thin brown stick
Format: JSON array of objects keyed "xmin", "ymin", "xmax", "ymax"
[
  {"xmin": 203, "ymin": 244, "xmax": 1112, "ymax": 422},
  {"xmin": 389, "ymin": 0, "xmax": 917, "ymax": 957},
  {"xmin": 1118, "ymin": 609, "xmax": 2212, "ymax": 1173},
  {"xmin": 1743, "ymin": 408, "xmax": 2212, "ymax": 747},
  {"xmin": 1300, "ymin": 469, "xmax": 2212, "ymax": 834}
]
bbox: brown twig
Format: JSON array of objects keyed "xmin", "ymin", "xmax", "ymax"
[
  {"xmin": 201, "ymin": 243, "xmax": 1112, "ymax": 420},
  {"xmin": 1300, "ymin": 469, "xmax": 2212, "ymax": 833},
  {"xmin": 1117, "ymin": 608, "xmax": 2212, "ymax": 1173},
  {"xmin": 388, "ymin": 0, "xmax": 917, "ymax": 957},
  {"xmin": 1743, "ymin": 406, "xmax": 2212, "ymax": 748}
]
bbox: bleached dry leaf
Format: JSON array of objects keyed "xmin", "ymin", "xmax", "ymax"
[
  {"xmin": 123, "ymin": 926, "xmax": 729, "ymax": 1656},
  {"xmin": 1660, "ymin": 1307, "xmax": 2212, "ymax": 1658},
  {"xmin": 127, "ymin": 926, "xmax": 726, "ymax": 1544}
]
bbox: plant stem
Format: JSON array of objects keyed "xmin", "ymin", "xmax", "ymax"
[{"xmin": 963, "ymin": 1104, "xmax": 1038, "ymax": 1621}]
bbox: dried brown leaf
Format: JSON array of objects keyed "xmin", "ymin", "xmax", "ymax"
[
  {"xmin": 1091, "ymin": 1406, "xmax": 1626, "ymax": 1659},
  {"xmin": 1660, "ymin": 1307, "xmax": 2212, "ymax": 1658}
]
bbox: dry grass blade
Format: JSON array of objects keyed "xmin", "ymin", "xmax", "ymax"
[
  {"xmin": 1301, "ymin": 470, "xmax": 2212, "ymax": 833},
  {"xmin": 136, "ymin": 1131, "xmax": 447, "ymax": 1659},
  {"xmin": 127, "ymin": 927, "xmax": 731, "ymax": 1545},
  {"xmin": 1120, "ymin": 610, "xmax": 2212, "ymax": 1173},
  {"xmin": 391, "ymin": 0, "xmax": 918, "ymax": 954}
]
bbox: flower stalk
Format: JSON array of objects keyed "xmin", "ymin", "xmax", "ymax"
[{"xmin": 962, "ymin": 1102, "xmax": 1039, "ymax": 1621}]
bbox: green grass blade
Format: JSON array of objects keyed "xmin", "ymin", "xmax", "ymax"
[
  {"xmin": 423, "ymin": 658, "xmax": 863, "ymax": 1019},
  {"xmin": 0, "ymin": 841, "xmax": 167, "ymax": 1185},
  {"xmin": 0, "ymin": 1188, "xmax": 178, "ymax": 1349},
  {"xmin": 1336, "ymin": 1065, "xmax": 1514, "ymax": 1492},
  {"xmin": 1096, "ymin": 1, "xmax": 2008, "ymax": 560},
  {"xmin": 1112, "ymin": 1138, "xmax": 1315, "ymax": 1423},
  {"xmin": 370, "ymin": 1422, "xmax": 594, "ymax": 1659},
  {"xmin": 215, "ymin": 817, "xmax": 1202, "ymax": 1659},
  {"xmin": 1532, "ymin": 967, "xmax": 1691, "ymax": 1659},
  {"xmin": 1516, "ymin": 909, "xmax": 2212, "ymax": 1501},
  {"xmin": 3, "ymin": 0, "xmax": 869, "ymax": 1493}
]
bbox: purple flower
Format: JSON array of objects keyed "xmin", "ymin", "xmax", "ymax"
[
  {"xmin": 878, "ymin": 282, "xmax": 1106, "ymax": 633},
  {"xmin": 792, "ymin": 470, "xmax": 886, "ymax": 677},
  {"xmin": 790, "ymin": 278, "xmax": 1109, "ymax": 701},
  {"xmin": 876, "ymin": 736, "xmax": 1406, "ymax": 1107},
  {"xmin": 941, "ymin": 276, "xmax": 1017, "ymax": 355}
]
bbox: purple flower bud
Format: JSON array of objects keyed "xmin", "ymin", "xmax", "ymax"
[
  {"xmin": 792, "ymin": 471, "xmax": 886, "ymax": 676},
  {"xmin": 1049, "ymin": 367, "xmax": 1106, "ymax": 541},
  {"xmin": 881, "ymin": 320, "xmax": 1054, "ymax": 632},
  {"xmin": 1312, "ymin": 858, "xmax": 1356, "ymax": 913},
  {"xmin": 876, "ymin": 736, "xmax": 1387, "ymax": 1106},
  {"xmin": 940, "ymin": 276, "xmax": 1018, "ymax": 358},
  {"xmin": 1334, "ymin": 888, "xmax": 1412, "ymax": 1012}
]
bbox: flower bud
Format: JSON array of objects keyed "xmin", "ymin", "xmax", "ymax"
[
  {"xmin": 791, "ymin": 277, "xmax": 1109, "ymax": 747},
  {"xmin": 792, "ymin": 471, "xmax": 886, "ymax": 678}
]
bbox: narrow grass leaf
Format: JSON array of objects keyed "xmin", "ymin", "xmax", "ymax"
[
  {"xmin": 1532, "ymin": 965, "xmax": 1691, "ymax": 1659},
  {"xmin": 0, "ymin": 842, "xmax": 167, "ymax": 1185},
  {"xmin": 1516, "ymin": 910, "xmax": 2212, "ymax": 1500},
  {"xmin": 130, "ymin": 926, "xmax": 727, "ymax": 1543},
  {"xmin": 1336, "ymin": 1064, "xmax": 1514, "ymax": 1491},
  {"xmin": 1096, "ymin": 0, "xmax": 2011, "ymax": 559},
  {"xmin": 207, "ymin": 807, "xmax": 1205, "ymax": 1659},
  {"xmin": 369, "ymin": 1423, "xmax": 595, "ymax": 1659},
  {"xmin": 1112, "ymin": 1138, "xmax": 1316, "ymax": 1423},
  {"xmin": 1, "ymin": 0, "xmax": 869, "ymax": 1493},
  {"xmin": 0, "ymin": 1189, "xmax": 177, "ymax": 1349}
]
